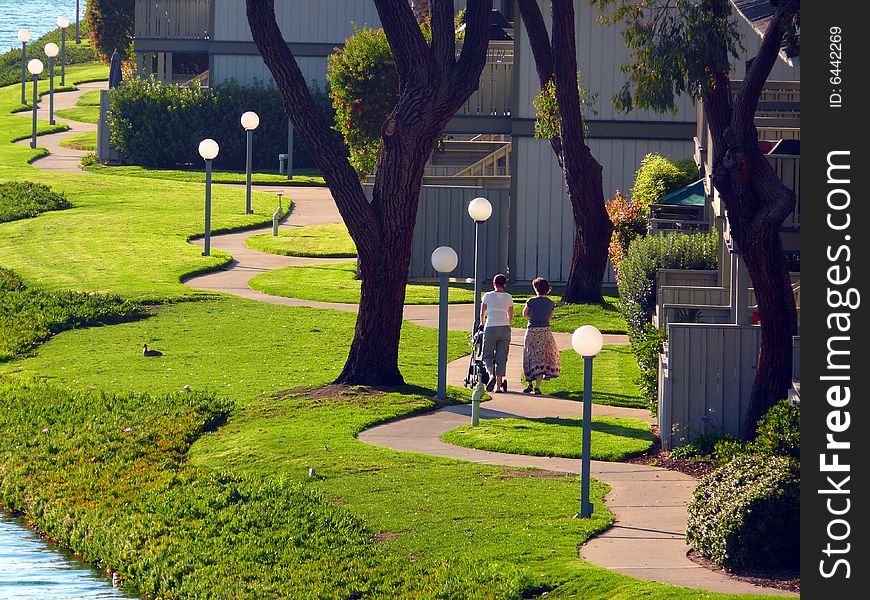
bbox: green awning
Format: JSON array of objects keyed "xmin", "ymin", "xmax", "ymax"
[{"xmin": 660, "ymin": 179, "xmax": 705, "ymax": 206}]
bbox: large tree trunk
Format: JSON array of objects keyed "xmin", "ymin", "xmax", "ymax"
[
  {"xmin": 517, "ymin": 0, "xmax": 612, "ymax": 303},
  {"xmin": 247, "ymin": 0, "xmax": 492, "ymax": 386}
]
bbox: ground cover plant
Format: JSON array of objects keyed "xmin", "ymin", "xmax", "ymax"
[
  {"xmin": 0, "ymin": 28, "xmax": 98, "ymax": 88},
  {"xmin": 0, "ymin": 180, "xmax": 71, "ymax": 222},
  {"xmin": 442, "ymin": 416, "xmax": 654, "ymax": 461},
  {"xmin": 246, "ymin": 222, "xmax": 357, "ymax": 258},
  {"xmin": 0, "ymin": 267, "xmax": 143, "ymax": 362},
  {"xmin": 542, "ymin": 346, "xmax": 646, "ymax": 409},
  {"xmin": 84, "ymin": 164, "xmax": 327, "ymax": 186}
]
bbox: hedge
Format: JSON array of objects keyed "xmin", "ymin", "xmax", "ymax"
[
  {"xmin": 617, "ymin": 232, "xmax": 718, "ymax": 339},
  {"xmin": 686, "ymin": 455, "xmax": 799, "ymax": 571},
  {"xmin": 108, "ymin": 78, "xmax": 338, "ymax": 170},
  {"xmin": 0, "ymin": 181, "xmax": 72, "ymax": 223}
]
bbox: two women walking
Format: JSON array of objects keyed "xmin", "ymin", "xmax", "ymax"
[{"xmin": 479, "ymin": 274, "xmax": 560, "ymax": 394}]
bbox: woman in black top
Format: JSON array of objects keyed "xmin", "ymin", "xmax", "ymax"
[{"xmin": 522, "ymin": 277, "xmax": 561, "ymax": 393}]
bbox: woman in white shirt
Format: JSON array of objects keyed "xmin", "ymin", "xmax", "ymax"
[{"xmin": 480, "ymin": 273, "xmax": 514, "ymax": 392}]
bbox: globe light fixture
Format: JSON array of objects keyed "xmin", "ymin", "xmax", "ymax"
[
  {"xmin": 198, "ymin": 139, "xmax": 220, "ymax": 255},
  {"xmin": 44, "ymin": 44, "xmax": 60, "ymax": 125},
  {"xmin": 57, "ymin": 17, "xmax": 69, "ymax": 85},
  {"xmin": 241, "ymin": 111, "xmax": 259, "ymax": 213},
  {"xmin": 467, "ymin": 196, "xmax": 493, "ymax": 222},
  {"xmin": 572, "ymin": 324, "xmax": 604, "ymax": 519},
  {"xmin": 572, "ymin": 325, "xmax": 604, "ymax": 357},
  {"xmin": 431, "ymin": 245, "xmax": 458, "ymax": 399},
  {"xmin": 26, "ymin": 59, "xmax": 44, "ymax": 149},
  {"xmin": 18, "ymin": 29, "xmax": 31, "ymax": 105}
]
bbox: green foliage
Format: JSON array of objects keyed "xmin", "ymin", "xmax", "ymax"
[
  {"xmin": 711, "ymin": 400, "xmax": 799, "ymax": 465},
  {"xmin": 686, "ymin": 455, "xmax": 799, "ymax": 571},
  {"xmin": 0, "ymin": 28, "xmax": 98, "ymax": 88},
  {"xmin": 327, "ymin": 26, "xmax": 399, "ymax": 175},
  {"xmin": 442, "ymin": 416, "xmax": 655, "ymax": 462},
  {"xmin": 84, "ymin": 0, "xmax": 135, "ymax": 62},
  {"xmin": 590, "ymin": 0, "xmax": 743, "ymax": 113},
  {"xmin": 630, "ymin": 153, "xmax": 699, "ymax": 211},
  {"xmin": 0, "ymin": 181, "xmax": 71, "ymax": 223},
  {"xmin": 617, "ymin": 232, "xmax": 718, "ymax": 338},
  {"xmin": 606, "ymin": 191, "xmax": 646, "ymax": 274},
  {"xmin": 532, "ymin": 77, "xmax": 597, "ymax": 140},
  {"xmin": 630, "ymin": 323, "xmax": 666, "ymax": 413},
  {"xmin": 108, "ymin": 78, "xmax": 337, "ymax": 170},
  {"xmin": 547, "ymin": 346, "xmax": 646, "ymax": 409},
  {"xmin": 0, "ymin": 267, "xmax": 144, "ymax": 362}
]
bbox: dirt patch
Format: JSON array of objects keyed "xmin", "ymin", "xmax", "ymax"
[
  {"xmin": 623, "ymin": 427, "xmax": 716, "ymax": 479},
  {"xmin": 687, "ymin": 550, "xmax": 800, "ymax": 594},
  {"xmin": 497, "ymin": 468, "xmax": 569, "ymax": 479},
  {"xmin": 275, "ymin": 384, "xmax": 386, "ymax": 402},
  {"xmin": 372, "ymin": 531, "xmax": 404, "ymax": 543}
]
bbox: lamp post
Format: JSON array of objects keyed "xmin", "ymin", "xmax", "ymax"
[
  {"xmin": 241, "ymin": 111, "xmax": 260, "ymax": 214},
  {"xmin": 75, "ymin": 0, "xmax": 81, "ymax": 44},
  {"xmin": 18, "ymin": 29, "xmax": 30, "ymax": 105},
  {"xmin": 44, "ymin": 43, "xmax": 59, "ymax": 125},
  {"xmin": 467, "ymin": 197, "xmax": 493, "ymax": 333},
  {"xmin": 27, "ymin": 59, "xmax": 44, "ymax": 149},
  {"xmin": 572, "ymin": 325, "xmax": 604, "ymax": 518},
  {"xmin": 432, "ymin": 246, "xmax": 459, "ymax": 400},
  {"xmin": 57, "ymin": 17, "xmax": 69, "ymax": 86},
  {"xmin": 198, "ymin": 139, "xmax": 220, "ymax": 256}
]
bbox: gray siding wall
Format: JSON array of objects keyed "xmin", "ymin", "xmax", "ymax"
[
  {"xmin": 213, "ymin": 0, "xmax": 381, "ymax": 42},
  {"xmin": 512, "ymin": 136, "xmax": 694, "ymax": 282},
  {"xmin": 212, "ymin": 55, "xmax": 328, "ymax": 88}
]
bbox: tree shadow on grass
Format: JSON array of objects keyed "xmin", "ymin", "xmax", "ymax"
[{"xmin": 531, "ymin": 417, "xmax": 654, "ymax": 442}]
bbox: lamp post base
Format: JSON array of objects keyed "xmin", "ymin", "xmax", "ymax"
[{"xmin": 573, "ymin": 504, "xmax": 595, "ymax": 519}]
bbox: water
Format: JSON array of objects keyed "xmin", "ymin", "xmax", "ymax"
[
  {"xmin": 0, "ymin": 512, "xmax": 133, "ymax": 600},
  {"xmin": 0, "ymin": 1, "xmax": 82, "ymax": 52}
]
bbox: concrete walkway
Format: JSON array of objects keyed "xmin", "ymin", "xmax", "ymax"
[{"xmin": 18, "ymin": 83, "xmax": 791, "ymax": 596}]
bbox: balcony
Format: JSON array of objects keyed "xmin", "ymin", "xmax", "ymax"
[{"xmin": 134, "ymin": 0, "xmax": 212, "ymax": 51}]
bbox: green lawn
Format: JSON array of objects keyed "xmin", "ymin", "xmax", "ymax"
[
  {"xmin": 53, "ymin": 87, "xmax": 103, "ymax": 124},
  {"xmin": 85, "ymin": 164, "xmax": 327, "ymax": 186},
  {"xmin": 249, "ymin": 262, "xmax": 478, "ymax": 304},
  {"xmin": 0, "ymin": 66, "xmax": 775, "ymax": 599},
  {"xmin": 544, "ymin": 345, "xmax": 647, "ymax": 409},
  {"xmin": 59, "ymin": 131, "xmax": 97, "ymax": 151},
  {"xmin": 246, "ymin": 222, "xmax": 356, "ymax": 258},
  {"xmin": 511, "ymin": 295, "xmax": 627, "ymax": 334},
  {"xmin": 442, "ymin": 416, "xmax": 655, "ymax": 461}
]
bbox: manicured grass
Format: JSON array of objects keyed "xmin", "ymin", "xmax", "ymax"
[
  {"xmin": 246, "ymin": 222, "xmax": 356, "ymax": 258},
  {"xmin": 442, "ymin": 416, "xmax": 655, "ymax": 461},
  {"xmin": 84, "ymin": 164, "xmax": 328, "ymax": 187},
  {"xmin": 0, "ymin": 64, "xmax": 287, "ymax": 302},
  {"xmin": 544, "ymin": 345, "xmax": 647, "ymax": 409},
  {"xmin": 76, "ymin": 90, "xmax": 102, "ymax": 106},
  {"xmin": 54, "ymin": 105, "xmax": 99, "ymax": 124},
  {"xmin": 59, "ymin": 131, "xmax": 97, "ymax": 151},
  {"xmin": 249, "ymin": 262, "xmax": 478, "ymax": 304}
]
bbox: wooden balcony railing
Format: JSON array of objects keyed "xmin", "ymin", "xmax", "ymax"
[{"xmin": 135, "ymin": 0, "xmax": 211, "ymax": 40}]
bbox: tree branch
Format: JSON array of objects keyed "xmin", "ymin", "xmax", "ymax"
[
  {"xmin": 452, "ymin": 0, "xmax": 493, "ymax": 98},
  {"xmin": 431, "ymin": 0, "xmax": 456, "ymax": 74},
  {"xmin": 373, "ymin": 0, "xmax": 431, "ymax": 83},
  {"xmin": 245, "ymin": 0, "xmax": 377, "ymax": 239},
  {"xmin": 516, "ymin": 0, "xmax": 554, "ymax": 84}
]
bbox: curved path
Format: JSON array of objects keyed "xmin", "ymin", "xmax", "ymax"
[{"xmin": 20, "ymin": 84, "xmax": 792, "ymax": 597}]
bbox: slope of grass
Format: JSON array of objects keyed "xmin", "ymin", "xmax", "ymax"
[
  {"xmin": 84, "ymin": 164, "xmax": 327, "ymax": 186},
  {"xmin": 442, "ymin": 416, "xmax": 655, "ymax": 461},
  {"xmin": 545, "ymin": 345, "xmax": 647, "ymax": 409},
  {"xmin": 59, "ymin": 131, "xmax": 97, "ymax": 151},
  {"xmin": 246, "ymin": 222, "xmax": 356, "ymax": 258},
  {"xmin": 0, "ymin": 28, "xmax": 98, "ymax": 88}
]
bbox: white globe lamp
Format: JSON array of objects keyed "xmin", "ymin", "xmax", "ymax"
[
  {"xmin": 431, "ymin": 246, "xmax": 459, "ymax": 273},
  {"xmin": 241, "ymin": 111, "xmax": 260, "ymax": 131},
  {"xmin": 57, "ymin": 16, "xmax": 70, "ymax": 29},
  {"xmin": 18, "ymin": 29, "xmax": 31, "ymax": 43},
  {"xmin": 44, "ymin": 43, "xmax": 59, "ymax": 58},
  {"xmin": 27, "ymin": 59, "xmax": 44, "ymax": 75},
  {"xmin": 468, "ymin": 197, "xmax": 492, "ymax": 222},
  {"xmin": 198, "ymin": 138, "xmax": 219, "ymax": 161},
  {"xmin": 572, "ymin": 325, "xmax": 603, "ymax": 357}
]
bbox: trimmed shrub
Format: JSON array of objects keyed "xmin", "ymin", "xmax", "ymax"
[
  {"xmin": 108, "ymin": 78, "xmax": 338, "ymax": 170},
  {"xmin": 753, "ymin": 399, "xmax": 800, "ymax": 459},
  {"xmin": 85, "ymin": 0, "xmax": 135, "ymax": 62},
  {"xmin": 0, "ymin": 181, "xmax": 72, "ymax": 223},
  {"xmin": 618, "ymin": 231, "xmax": 718, "ymax": 339},
  {"xmin": 0, "ymin": 28, "xmax": 98, "ymax": 88},
  {"xmin": 630, "ymin": 153, "xmax": 699, "ymax": 212},
  {"xmin": 687, "ymin": 455, "xmax": 799, "ymax": 571}
]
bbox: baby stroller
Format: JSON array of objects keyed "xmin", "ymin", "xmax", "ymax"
[{"xmin": 464, "ymin": 324, "xmax": 490, "ymax": 389}]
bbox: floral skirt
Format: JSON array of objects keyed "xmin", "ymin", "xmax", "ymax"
[{"xmin": 523, "ymin": 326, "xmax": 561, "ymax": 381}]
